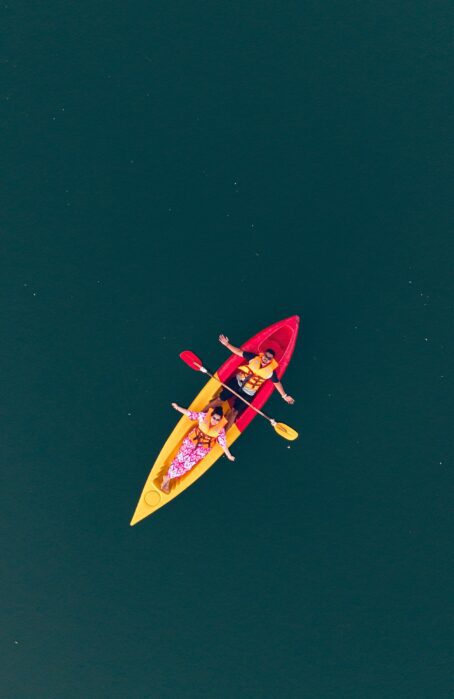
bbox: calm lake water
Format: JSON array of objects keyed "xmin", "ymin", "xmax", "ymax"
[{"xmin": 3, "ymin": 2, "xmax": 452, "ymax": 697}]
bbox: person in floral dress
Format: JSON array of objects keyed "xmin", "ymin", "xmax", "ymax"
[{"xmin": 160, "ymin": 402, "xmax": 235, "ymax": 493}]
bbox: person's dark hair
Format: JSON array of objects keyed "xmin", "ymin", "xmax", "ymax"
[
  {"xmin": 264, "ymin": 348, "xmax": 276, "ymax": 357},
  {"xmin": 213, "ymin": 406, "xmax": 224, "ymax": 417}
]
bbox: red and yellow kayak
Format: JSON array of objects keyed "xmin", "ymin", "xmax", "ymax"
[{"xmin": 130, "ymin": 315, "xmax": 300, "ymax": 525}]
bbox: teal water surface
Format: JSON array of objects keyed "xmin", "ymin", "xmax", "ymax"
[{"xmin": 2, "ymin": 2, "xmax": 452, "ymax": 697}]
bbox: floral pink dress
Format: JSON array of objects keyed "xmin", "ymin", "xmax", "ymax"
[{"xmin": 166, "ymin": 411, "xmax": 227, "ymax": 479}]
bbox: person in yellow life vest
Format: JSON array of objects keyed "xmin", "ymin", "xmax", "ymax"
[
  {"xmin": 160, "ymin": 403, "xmax": 235, "ymax": 493},
  {"xmin": 206, "ymin": 334, "xmax": 295, "ymax": 429}
]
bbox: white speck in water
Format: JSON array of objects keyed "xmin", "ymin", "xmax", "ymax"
[
  {"xmin": 287, "ymin": 445, "xmax": 291, "ymax": 449},
  {"xmin": 424, "ymin": 338, "xmax": 429, "ymax": 342},
  {"xmin": 24, "ymin": 283, "xmax": 28, "ymax": 287},
  {"xmin": 408, "ymin": 280, "xmax": 412, "ymax": 284},
  {"xmin": 14, "ymin": 641, "xmax": 18, "ymax": 645},
  {"xmin": 33, "ymin": 292, "xmax": 37, "ymax": 296},
  {"xmin": 439, "ymin": 461, "xmax": 443, "ymax": 465},
  {"xmin": 251, "ymin": 224, "xmax": 255, "ymax": 228},
  {"xmin": 127, "ymin": 412, "xmax": 132, "ymax": 416}
]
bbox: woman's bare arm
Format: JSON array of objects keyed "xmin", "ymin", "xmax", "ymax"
[{"xmin": 171, "ymin": 402, "xmax": 192, "ymax": 417}]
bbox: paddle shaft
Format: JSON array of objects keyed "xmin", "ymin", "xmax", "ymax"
[{"xmin": 194, "ymin": 362, "xmax": 275, "ymax": 424}]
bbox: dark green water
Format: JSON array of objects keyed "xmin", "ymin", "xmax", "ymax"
[{"xmin": 3, "ymin": 2, "xmax": 452, "ymax": 697}]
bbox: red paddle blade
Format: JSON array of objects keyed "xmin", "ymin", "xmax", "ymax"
[{"xmin": 179, "ymin": 350, "xmax": 203, "ymax": 371}]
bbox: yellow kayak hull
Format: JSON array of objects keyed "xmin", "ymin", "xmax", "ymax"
[{"xmin": 130, "ymin": 373, "xmax": 241, "ymax": 525}]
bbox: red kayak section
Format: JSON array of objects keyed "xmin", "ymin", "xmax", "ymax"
[{"xmin": 217, "ymin": 315, "xmax": 300, "ymax": 432}]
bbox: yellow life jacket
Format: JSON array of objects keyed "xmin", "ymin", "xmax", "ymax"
[
  {"xmin": 188, "ymin": 409, "xmax": 227, "ymax": 449},
  {"xmin": 237, "ymin": 353, "xmax": 279, "ymax": 393}
]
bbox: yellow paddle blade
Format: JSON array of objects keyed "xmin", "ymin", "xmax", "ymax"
[{"xmin": 274, "ymin": 422, "xmax": 299, "ymax": 441}]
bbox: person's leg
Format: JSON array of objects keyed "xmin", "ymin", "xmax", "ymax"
[
  {"xmin": 160, "ymin": 474, "xmax": 171, "ymax": 492},
  {"xmin": 202, "ymin": 396, "xmax": 223, "ymax": 411},
  {"xmin": 160, "ymin": 440, "xmax": 209, "ymax": 492},
  {"xmin": 225, "ymin": 407, "xmax": 239, "ymax": 431},
  {"xmin": 160, "ymin": 439, "xmax": 191, "ymax": 492},
  {"xmin": 204, "ymin": 377, "xmax": 238, "ymax": 412},
  {"xmin": 229, "ymin": 389, "xmax": 252, "ymax": 426}
]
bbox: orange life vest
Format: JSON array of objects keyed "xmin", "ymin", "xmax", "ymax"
[
  {"xmin": 237, "ymin": 353, "xmax": 279, "ymax": 393},
  {"xmin": 188, "ymin": 409, "xmax": 227, "ymax": 449}
]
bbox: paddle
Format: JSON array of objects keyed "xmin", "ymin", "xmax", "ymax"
[{"xmin": 179, "ymin": 350, "xmax": 298, "ymax": 441}]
